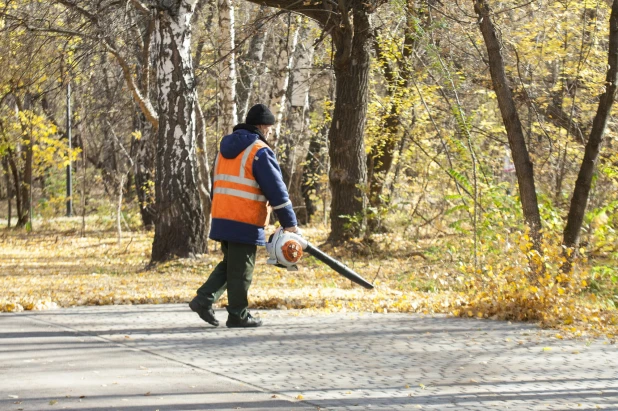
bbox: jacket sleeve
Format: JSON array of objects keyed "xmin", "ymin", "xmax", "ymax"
[{"xmin": 253, "ymin": 147, "xmax": 298, "ymax": 228}]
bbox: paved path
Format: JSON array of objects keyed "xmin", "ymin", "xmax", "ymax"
[{"xmin": 1, "ymin": 305, "xmax": 617, "ymax": 411}]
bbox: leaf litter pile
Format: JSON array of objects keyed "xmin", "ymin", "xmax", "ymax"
[{"xmin": 1, "ymin": 218, "xmax": 616, "ymax": 339}]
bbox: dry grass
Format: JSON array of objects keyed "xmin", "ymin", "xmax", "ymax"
[
  {"xmin": 0, "ymin": 217, "xmax": 448, "ymax": 315},
  {"xmin": 1, "ymin": 216, "xmax": 616, "ymax": 339}
]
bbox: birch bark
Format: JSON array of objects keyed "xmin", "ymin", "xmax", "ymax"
[
  {"xmin": 269, "ymin": 15, "xmax": 301, "ymax": 148},
  {"xmin": 218, "ymin": 0, "xmax": 238, "ymax": 134},
  {"xmin": 280, "ymin": 31, "xmax": 314, "ymax": 186},
  {"xmin": 151, "ymin": 0, "xmax": 207, "ymax": 261},
  {"xmin": 237, "ymin": 6, "xmax": 269, "ymax": 121}
]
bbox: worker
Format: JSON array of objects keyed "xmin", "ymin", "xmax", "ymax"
[{"xmin": 189, "ymin": 104, "xmax": 299, "ymax": 328}]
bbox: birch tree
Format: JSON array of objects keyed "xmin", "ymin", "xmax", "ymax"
[
  {"xmin": 269, "ymin": 15, "xmax": 301, "ymax": 147},
  {"xmin": 11, "ymin": 0, "xmax": 212, "ymax": 259},
  {"xmin": 150, "ymin": 0, "xmax": 208, "ymax": 261},
  {"xmin": 236, "ymin": 6, "xmax": 269, "ymax": 121},
  {"xmin": 218, "ymin": 0, "xmax": 238, "ymax": 133},
  {"xmin": 278, "ymin": 23, "xmax": 314, "ymax": 185}
]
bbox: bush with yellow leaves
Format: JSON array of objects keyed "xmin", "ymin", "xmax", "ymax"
[{"xmin": 453, "ymin": 229, "xmax": 618, "ymax": 336}]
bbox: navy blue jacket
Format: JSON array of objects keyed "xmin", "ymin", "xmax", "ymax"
[{"xmin": 209, "ymin": 125, "xmax": 297, "ymax": 246}]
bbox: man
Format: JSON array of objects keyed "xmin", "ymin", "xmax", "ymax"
[{"xmin": 189, "ymin": 104, "xmax": 299, "ymax": 328}]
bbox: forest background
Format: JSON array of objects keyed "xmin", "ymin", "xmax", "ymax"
[{"xmin": 0, "ymin": 0, "xmax": 617, "ymax": 338}]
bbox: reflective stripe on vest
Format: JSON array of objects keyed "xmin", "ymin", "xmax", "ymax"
[
  {"xmin": 211, "ymin": 140, "xmax": 270, "ymax": 227},
  {"xmin": 213, "ymin": 187, "xmax": 266, "ymax": 202},
  {"xmin": 213, "ymin": 174, "xmax": 260, "ymax": 188}
]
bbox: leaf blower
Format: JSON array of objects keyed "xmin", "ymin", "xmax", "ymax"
[{"xmin": 266, "ymin": 227, "xmax": 374, "ymax": 289}]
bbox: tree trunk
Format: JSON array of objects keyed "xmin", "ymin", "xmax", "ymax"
[
  {"xmin": 239, "ymin": 0, "xmax": 379, "ymax": 242},
  {"xmin": 2, "ymin": 157, "xmax": 12, "ymax": 228},
  {"xmin": 236, "ymin": 6, "xmax": 268, "ymax": 121},
  {"xmin": 218, "ymin": 0, "xmax": 238, "ymax": 134},
  {"xmin": 6, "ymin": 149, "xmax": 24, "ymax": 225},
  {"xmin": 14, "ymin": 98, "xmax": 32, "ymax": 228},
  {"xmin": 131, "ymin": 15, "xmax": 157, "ymax": 230},
  {"xmin": 151, "ymin": 0, "xmax": 207, "ymax": 261},
  {"xmin": 366, "ymin": 105, "xmax": 399, "ymax": 231},
  {"xmin": 301, "ymin": 127, "xmax": 325, "ymax": 225},
  {"xmin": 100, "ymin": 55, "xmax": 121, "ymax": 194},
  {"xmin": 195, "ymin": 101, "xmax": 212, "ymax": 251},
  {"xmin": 366, "ymin": 8, "xmax": 418, "ymax": 232},
  {"xmin": 117, "ymin": 174, "xmax": 125, "ymax": 245},
  {"xmin": 279, "ymin": 23, "xmax": 314, "ymax": 184},
  {"xmin": 327, "ymin": 6, "xmax": 371, "ymax": 241},
  {"xmin": 134, "ymin": 113, "xmax": 156, "ymax": 230},
  {"xmin": 563, "ymin": 0, "xmax": 618, "ymax": 249},
  {"xmin": 269, "ymin": 15, "xmax": 301, "ymax": 147},
  {"xmin": 473, "ymin": 0, "xmax": 543, "ymax": 249},
  {"xmin": 81, "ymin": 137, "xmax": 87, "ymax": 236},
  {"xmin": 22, "ymin": 131, "xmax": 33, "ymax": 228}
]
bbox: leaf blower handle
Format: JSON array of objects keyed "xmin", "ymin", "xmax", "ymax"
[{"xmin": 304, "ymin": 243, "xmax": 375, "ymax": 290}]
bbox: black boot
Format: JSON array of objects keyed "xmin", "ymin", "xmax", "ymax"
[
  {"xmin": 189, "ymin": 298, "xmax": 219, "ymax": 327},
  {"xmin": 226, "ymin": 312, "xmax": 263, "ymax": 328}
]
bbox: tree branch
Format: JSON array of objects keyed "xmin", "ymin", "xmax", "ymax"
[
  {"xmin": 129, "ymin": 0, "xmax": 150, "ymax": 14},
  {"xmin": 102, "ymin": 41, "xmax": 159, "ymax": 129},
  {"xmin": 242, "ymin": 0, "xmax": 333, "ymax": 26},
  {"xmin": 54, "ymin": 0, "xmax": 100, "ymax": 23}
]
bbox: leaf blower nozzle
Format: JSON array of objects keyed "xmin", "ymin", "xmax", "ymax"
[{"xmin": 266, "ymin": 228, "xmax": 374, "ymax": 290}]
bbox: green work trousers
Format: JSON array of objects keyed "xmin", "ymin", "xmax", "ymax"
[{"xmin": 196, "ymin": 241, "xmax": 257, "ymax": 319}]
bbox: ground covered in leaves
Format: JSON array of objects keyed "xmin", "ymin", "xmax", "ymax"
[{"xmin": 1, "ymin": 217, "xmax": 616, "ymax": 340}]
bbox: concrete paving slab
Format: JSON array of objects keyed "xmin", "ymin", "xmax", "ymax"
[
  {"xmin": 1, "ymin": 305, "xmax": 617, "ymax": 411},
  {"xmin": 0, "ymin": 312, "xmax": 314, "ymax": 411}
]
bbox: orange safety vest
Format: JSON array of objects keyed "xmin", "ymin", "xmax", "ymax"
[{"xmin": 211, "ymin": 140, "xmax": 270, "ymax": 227}]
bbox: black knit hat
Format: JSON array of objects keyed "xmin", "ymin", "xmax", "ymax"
[{"xmin": 246, "ymin": 104, "xmax": 275, "ymax": 126}]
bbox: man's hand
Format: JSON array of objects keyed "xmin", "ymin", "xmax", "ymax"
[{"xmin": 284, "ymin": 226, "xmax": 302, "ymax": 236}]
